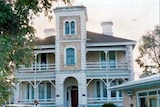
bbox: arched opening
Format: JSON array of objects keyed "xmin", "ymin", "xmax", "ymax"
[
  {"xmin": 64, "ymin": 77, "xmax": 78, "ymax": 107},
  {"xmin": 71, "ymin": 21, "xmax": 75, "ymax": 34},
  {"xmin": 65, "ymin": 21, "xmax": 70, "ymax": 34}
]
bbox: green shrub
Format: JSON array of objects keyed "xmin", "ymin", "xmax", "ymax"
[{"xmin": 102, "ymin": 103, "xmax": 116, "ymax": 107}]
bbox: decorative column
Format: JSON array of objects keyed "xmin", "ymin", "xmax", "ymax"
[
  {"xmin": 104, "ymin": 51, "xmax": 108, "ymax": 69},
  {"xmin": 126, "ymin": 45, "xmax": 134, "ymax": 81},
  {"xmin": 34, "ymin": 54, "xmax": 37, "ymax": 100},
  {"xmin": 106, "ymin": 74, "xmax": 110, "ymax": 103}
]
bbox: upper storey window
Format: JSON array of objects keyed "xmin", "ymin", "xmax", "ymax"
[
  {"xmin": 108, "ymin": 51, "xmax": 116, "ymax": 68},
  {"xmin": 65, "ymin": 21, "xmax": 70, "ymax": 34},
  {"xmin": 64, "ymin": 21, "xmax": 76, "ymax": 35},
  {"xmin": 66, "ymin": 48, "xmax": 75, "ymax": 65},
  {"xmin": 71, "ymin": 21, "xmax": 75, "ymax": 34}
]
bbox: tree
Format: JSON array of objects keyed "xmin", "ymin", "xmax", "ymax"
[
  {"xmin": 0, "ymin": 0, "xmax": 71, "ymax": 105},
  {"xmin": 136, "ymin": 25, "xmax": 160, "ymax": 77}
]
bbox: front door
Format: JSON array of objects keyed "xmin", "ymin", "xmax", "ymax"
[{"xmin": 71, "ymin": 86, "xmax": 78, "ymax": 107}]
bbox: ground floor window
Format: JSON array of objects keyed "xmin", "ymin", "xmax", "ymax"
[
  {"xmin": 27, "ymin": 83, "xmax": 34, "ymax": 100},
  {"xmin": 137, "ymin": 89, "xmax": 160, "ymax": 107},
  {"xmin": 110, "ymin": 80, "xmax": 123, "ymax": 99},
  {"xmin": 95, "ymin": 80, "xmax": 123, "ymax": 100},
  {"xmin": 26, "ymin": 82, "xmax": 54, "ymax": 101},
  {"xmin": 96, "ymin": 81, "xmax": 107, "ymax": 99},
  {"xmin": 38, "ymin": 82, "xmax": 52, "ymax": 100}
]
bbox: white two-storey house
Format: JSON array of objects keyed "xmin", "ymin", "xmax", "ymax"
[{"xmin": 12, "ymin": 5, "xmax": 136, "ymax": 107}]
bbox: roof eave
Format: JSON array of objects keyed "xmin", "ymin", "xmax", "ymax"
[
  {"xmin": 109, "ymin": 74, "xmax": 160, "ymax": 91},
  {"xmin": 87, "ymin": 41, "xmax": 136, "ymax": 47},
  {"xmin": 34, "ymin": 45, "xmax": 55, "ymax": 49},
  {"xmin": 110, "ymin": 80, "xmax": 160, "ymax": 91}
]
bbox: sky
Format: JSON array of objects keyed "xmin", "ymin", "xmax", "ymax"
[{"xmin": 33, "ymin": 0, "xmax": 159, "ymax": 79}]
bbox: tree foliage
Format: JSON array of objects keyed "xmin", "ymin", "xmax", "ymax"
[
  {"xmin": 0, "ymin": 0, "xmax": 71, "ymax": 105},
  {"xmin": 136, "ymin": 25, "xmax": 160, "ymax": 77}
]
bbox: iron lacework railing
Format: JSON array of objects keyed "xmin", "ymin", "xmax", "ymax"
[
  {"xmin": 86, "ymin": 62, "xmax": 128, "ymax": 70},
  {"xmin": 17, "ymin": 63, "xmax": 56, "ymax": 73},
  {"xmin": 17, "ymin": 62, "xmax": 128, "ymax": 73}
]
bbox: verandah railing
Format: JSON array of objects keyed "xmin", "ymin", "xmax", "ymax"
[
  {"xmin": 87, "ymin": 97, "xmax": 123, "ymax": 103},
  {"xmin": 18, "ymin": 63, "xmax": 56, "ymax": 73},
  {"xmin": 17, "ymin": 62, "xmax": 128, "ymax": 73},
  {"xmin": 86, "ymin": 62, "xmax": 128, "ymax": 70},
  {"xmin": 5, "ymin": 99, "xmax": 55, "ymax": 107}
]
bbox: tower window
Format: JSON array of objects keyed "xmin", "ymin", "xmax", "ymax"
[
  {"xmin": 66, "ymin": 48, "xmax": 75, "ymax": 65},
  {"xmin": 65, "ymin": 21, "xmax": 70, "ymax": 34},
  {"xmin": 64, "ymin": 21, "xmax": 76, "ymax": 35},
  {"xmin": 71, "ymin": 21, "xmax": 75, "ymax": 34}
]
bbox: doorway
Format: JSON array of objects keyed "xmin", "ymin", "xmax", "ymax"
[
  {"xmin": 140, "ymin": 98, "xmax": 146, "ymax": 107},
  {"xmin": 71, "ymin": 86, "xmax": 78, "ymax": 107},
  {"xmin": 64, "ymin": 77, "xmax": 78, "ymax": 107}
]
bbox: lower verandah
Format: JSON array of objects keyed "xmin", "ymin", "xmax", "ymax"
[{"xmin": 12, "ymin": 78, "xmax": 125, "ymax": 107}]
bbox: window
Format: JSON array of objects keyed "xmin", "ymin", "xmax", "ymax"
[
  {"xmin": 119, "ymin": 90, "xmax": 122, "ymax": 97},
  {"xmin": 26, "ymin": 82, "xmax": 53, "ymax": 101},
  {"xmin": 148, "ymin": 91, "xmax": 157, "ymax": 95},
  {"xmin": 108, "ymin": 51, "xmax": 116, "ymax": 68},
  {"xmin": 118, "ymin": 81, "xmax": 123, "ymax": 97},
  {"xmin": 138, "ymin": 89, "xmax": 160, "ymax": 107},
  {"xmin": 100, "ymin": 51, "xmax": 106, "ymax": 68},
  {"xmin": 41, "ymin": 53, "xmax": 47, "ymax": 70},
  {"xmin": 27, "ymin": 83, "xmax": 34, "ymax": 100},
  {"xmin": 47, "ymin": 83, "xmax": 51, "ymax": 99},
  {"xmin": 138, "ymin": 92, "xmax": 147, "ymax": 97},
  {"xmin": 96, "ymin": 81, "xmax": 107, "ymax": 99},
  {"xmin": 149, "ymin": 97, "xmax": 157, "ymax": 107},
  {"xmin": 38, "ymin": 83, "xmax": 52, "ymax": 100},
  {"xmin": 66, "ymin": 48, "xmax": 75, "ymax": 65},
  {"xmin": 65, "ymin": 21, "xmax": 70, "ymax": 34},
  {"xmin": 96, "ymin": 81, "xmax": 101, "ymax": 98},
  {"xmin": 110, "ymin": 80, "xmax": 116, "ymax": 97},
  {"xmin": 64, "ymin": 21, "xmax": 75, "ymax": 35},
  {"xmin": 103, "ymin": 83, "xmax": 107, "ymax": 97},
  {"xmin": 39, "ymin": 83, "xmax": 45, "ymax": 99},
  {"xmin": 71, "ymin": 21, "xmax": 75, "ymax": 34},
  {"xmin": 36, "ymin": 53, "xmax": 47, "ymax": 70}
]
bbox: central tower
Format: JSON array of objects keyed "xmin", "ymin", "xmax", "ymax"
[
  {"xmin": 54, "ymin": 6, "xmax": 88, "ymax": 107},
  {"xmin": 54, "ymin": 6, "xmax": 87, "ymax": 71}
]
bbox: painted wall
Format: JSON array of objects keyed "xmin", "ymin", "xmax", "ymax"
[{"xmin": 123, "ymin": 86, "xmax": 160, "ymax": 107}]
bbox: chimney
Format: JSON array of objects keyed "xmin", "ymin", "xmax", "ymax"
[
  {"xmin": 44, "ymin": 28, "xmax": 55, "ymax": 37},
  {"xmin": 101, "ymin": 21, "xmax": 113, "ymax": 36}
]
